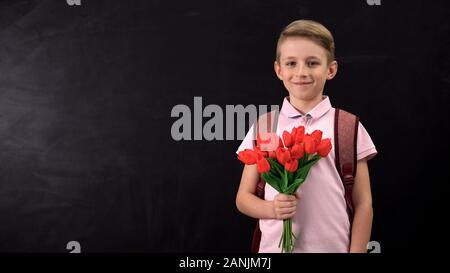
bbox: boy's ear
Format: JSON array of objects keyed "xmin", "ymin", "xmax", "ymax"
[
  {"xmin": 327, "ymin": 60, "xmax": 338, "ymax": 80},
  {"xmin": 274, "ymin": 61, "xmax": 283, "ymax": 80}
]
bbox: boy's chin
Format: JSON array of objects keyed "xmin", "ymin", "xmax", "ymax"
[{"xmin": 287, "ymin": 90, "xmax": 323, "ymax": 102}]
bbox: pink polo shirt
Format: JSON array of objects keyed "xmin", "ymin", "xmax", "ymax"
[{"xmin": 236, "ymin": 96, "xmax": 377, "ymax": 253}]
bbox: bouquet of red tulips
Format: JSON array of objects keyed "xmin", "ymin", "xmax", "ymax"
[{"xmin": 238, "ymin": 125, "xmax": 332, "ymax": 253}]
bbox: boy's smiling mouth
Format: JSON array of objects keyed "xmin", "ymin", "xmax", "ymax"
[{"xmin": 292, "ymin": 81, "xmax": 313, "ymax": 85}]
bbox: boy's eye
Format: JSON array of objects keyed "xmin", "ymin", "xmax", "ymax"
[
  {"xmin": 285, "ymin": 61, "xmax": 296, "ymax": 67},
  {"xmin": 307, "ymin": 61, "xmax": 319, "ymax": 67}
]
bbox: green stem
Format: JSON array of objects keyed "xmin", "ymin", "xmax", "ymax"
[{"xmin": 281, "ymin": 218, "xmax": 295, "ymax": 253}]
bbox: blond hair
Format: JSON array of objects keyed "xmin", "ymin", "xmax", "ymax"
[{"xmin": 276, "ymin": 19, "xmax": 335, "ymax": 63}]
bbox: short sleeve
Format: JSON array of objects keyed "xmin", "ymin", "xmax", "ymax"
[
  {"xmin": 356, "ymin": 122, "xmax": 377, "ymax": 161},
  {"xmin": 236, "ymin": 124, "xmax": 256, "ymax": 154}
]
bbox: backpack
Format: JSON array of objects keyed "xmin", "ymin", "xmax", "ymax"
[{"xmin": 251, "ymin": 108, "xmax": 359, "ymax": 253}]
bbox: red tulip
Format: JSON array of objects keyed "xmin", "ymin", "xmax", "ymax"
[
  {"xmin": 294, "ymin": 126, "xmax": 305, "ymax": 143},
  {"xmin": 238, "ymin": 149, "xmax": 258, "ymax": 165},
  {"xmin": 290, "ymin": 143, "xmax": 304, "ymax": 159},
  {"xmin": 291, "ymin": 127, "xmax": 297, "ymax": 139},
  {"xmin": 278, "ymin": 136, "xmax": 284, "ymax": 149},
  {"xmin": 311, "ymin": 130, "xmax": 323, "ymax": 144},
  {"xmin": 276, "ymin": 147, "xmax": 291, "ymax": 165},
  {"xmin": 268, "ymin": 151, "xmax": 277, "ymax": 159},
  {"xmin": 284, "ymin": 158, "xmax": 298, "ymax": 172},
  {"xmin": 254, "ymin": 146, "xmax": 268, "ymax": 158},
  {"xmin": 256, "ymin": 157, "xmax": 271, "ymax": 173},
  {"xmin": 303, "ymin": 135, "xmax": 317, "ymax": 154},
  {"xmin": 282, "ymin": 130, "xmax": 294, "ymax": 147},
  {"xmin": 317, "ymin": 138, "xmax": 332, "ymax": 157}
]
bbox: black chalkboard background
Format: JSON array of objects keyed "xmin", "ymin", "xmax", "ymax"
[{"xmin": 0, "ymin": 0, "xmax": 448, "ymax": 252}]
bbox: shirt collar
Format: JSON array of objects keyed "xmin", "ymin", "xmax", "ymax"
[{"xmin": 280, "ymin": 95, "xmax": 332, "ymax": 120}]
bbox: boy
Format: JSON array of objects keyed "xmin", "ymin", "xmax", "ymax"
[{"xmin": 235, "ymin": 20, "xmax": 377, "ymax": 253}]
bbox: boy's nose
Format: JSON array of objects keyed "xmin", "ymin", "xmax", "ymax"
[{"xmin": 295, "ymin": 64, "xmax": 308, "ymax": 77}]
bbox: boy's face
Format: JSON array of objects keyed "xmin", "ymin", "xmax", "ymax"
[{"xmin": 274, "ymin": 37, "xmax": 337, "ymax": 103}]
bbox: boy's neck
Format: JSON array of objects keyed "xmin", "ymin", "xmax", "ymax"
[{"xmin": 288, "ymin": 95, "xmax": 325, "ymax": 115}]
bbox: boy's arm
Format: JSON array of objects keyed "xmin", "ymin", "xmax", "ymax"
[
  {"xmin": 236, "ymin": 164, "xmax": 276, "ymax": 219},
  {"xmin": 236, "ymin": 164, "xmax": 299, "ymax": 220},
  {"xmin": 349, "ymin": 158, "xmax": 374, "ymax": 253}
]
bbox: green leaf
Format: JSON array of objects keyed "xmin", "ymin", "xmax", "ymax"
[
  {"xmin": 267, "ymin": 166, "xmax": 281, "ymax": 181},
  {"xmin": 304, "ymin": 154, "xmax": 321, "ymax": 165},
  {"xmin": 296, "ymin": 153, "xmax": 309, "ymax": 178},
  {"xmin": 267, "ymin": 158, "xmax": 284, "ymax": 178},
  {"xmin": 285, "ymin": 178, "xmax": 305, "ymax": 194},
  {"xmin": 261, "ymin": 172, "xmax": 282, "ymax": 193},
  {"xmin": 287, "ymin": 170, "xmax": 294, "ymax": 186},
  {"xmin": 296, "ymin": 156, "xmax": 321, "ymax": 180},
  {"xmin": 294, "ymin": 166, "xmax": 302, "ymax": 180},
  {"xmin": 299, "ymin": 152, "xmax": 308, "ymax": 167},
  {"xmin": 282, "ymin": 168, "xmax": 288, "ymax": 191}
]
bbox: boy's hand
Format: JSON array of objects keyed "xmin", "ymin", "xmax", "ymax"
[{"xmin": 272, "ymin": 193, "xmax": 300, "ymax": 220}]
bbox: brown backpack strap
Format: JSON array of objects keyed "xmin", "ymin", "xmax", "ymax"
[{"xmin": 334, "ymin": 108, "xmax": 359, "ymax": 226}]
